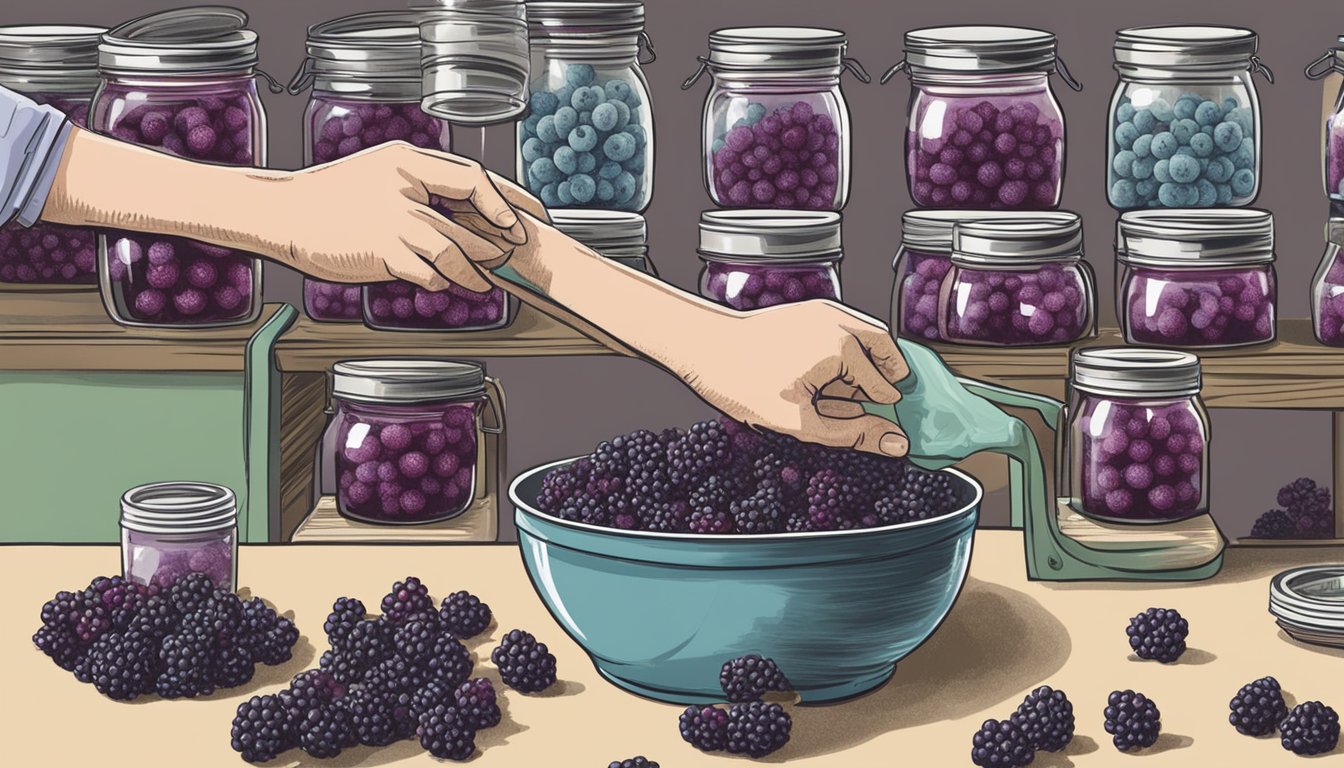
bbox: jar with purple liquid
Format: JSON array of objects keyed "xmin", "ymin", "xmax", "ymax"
[
  {"xmin": 120, "ymin": 482, "xmax": 237, "ymax": 591},
  {"xmin": 1307, "ymin": 39, "xmax": 1344, "ymax": 200},
  {"xmin": 1117, "ymin": 209, "xmax": 1276, "ymax": 348},
  {"xmin": 697, "ymin": 210, "xmax": 841, "ymax": 310},
  {"xmin": 686, "ymin": 27, "xmax": 867, "ymax": 211},
  {"xmin": 1312, "ymin": 213, "xmax": 1344, "ymax": 346},
  {"xmin": 331, "ymin": 360, "xmax": 489, "ymax": 525},
  {"xmin": 92, "ymin": 8, "xmax": 268, "ymax": 327},
  {"xmin": 886, "ymin": 26, "xmax": 1079, "ymax": 211},
  {"xmin": 1064, "ymin": 348, "xmax": 1209, "ymax": 524},
  {"xmin": 941, "ymin": 211, "xmax": 1095, "ymax": 346},
  {"xmin": 290, "ymin": 11, "xmax": 453, "ymax": 322},
  {"xmin": 0, "ymin": 25, "xmax": 105, "ymax": 287}
]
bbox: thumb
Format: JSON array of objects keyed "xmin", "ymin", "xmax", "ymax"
[
  {"xmin": 811, "ymin": 413, "xmax": 909, "ymax": 458},
  {"xmin": 845, "ymin": 345, "xmax": 902, "ymax": 405}
]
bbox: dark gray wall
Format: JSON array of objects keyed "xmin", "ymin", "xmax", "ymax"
[{"xmin": 6, "ymin": 0, "xmax": 1334, "ymax": 539}]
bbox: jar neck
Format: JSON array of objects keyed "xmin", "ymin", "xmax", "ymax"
[
  {"xmin": 1074, "ymin": 390, "xmax": 1195, "ymax": 407},
  {"xmin": 1114, "ymin": 64, "xmax": 1251, "ymax": 85},
  {"xmin": 711, "ymin": 69, "xmax": 841, "ymax": 90},
  {"xmin": 533, "ymin": 37, "xmax": 640, "ymax": 64},
  {"xmin": 312, "ymin": 80, "xmax": 420, "ymax": 102},
  {"xmin": 337, "ymin": 396, "xmax": 482, "ymax": 416},
  {"xmin": 912, "ymin": 70, "xmax": 1050, "ymax": 93},
  {"xmin": 98, "ymin": 72, "xmax": 258, "ymax": 89}
]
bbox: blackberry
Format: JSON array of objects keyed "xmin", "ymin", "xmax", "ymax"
[
  {"xmin": 82, "ymin": 630, "xmax": 160, "ymax": 700},
  {"xmin": 324, "ymin": 596, "xmax": 367, "ymax": 645},
  {"xmin": 341, "ymin": 618, "xmax": 395, "ymax": 670},
  {"xmin": 893, "ymin": 467, "xmax": 961, "ymax": 522},
  {"xmin": 411, "ymin": 680, "xmax": 454, "ymax": 719},
  {"xmin": 557, "ymin": 489, "xmax": 610, "ymax": 526},
  {"xmin": 784, "ymin": 509, "xmax": 813, "ymax": 532},
  {"xmin": 1250, "ymin": 508, "xmax": 1293, "ymax": 539},
  {"xmin": 492, "ymin": 629, "xmax": 557, "ymax": 693},
  {"xmin": 871, "ymin": 493, "xmax": 906, "ymax": 526},
  {"xmin": 231, "ymin": 693, "xmax": 292, "ymax": 763},
  {"xmin": 32, "ymin": 625, "xmax": 83, "ymax": 671},
  {"xmin": 212, "ymin": 644, "xmax": 256, "ymax": 688},
  {"xmin": 39, "ymin": 589, "xmax": 85, "ymax": 633},
  {"xmin": 1279, "ymin": 701, "xmax": 1340, "ymax": 755},
  {"xmin": 426, "ymin": 630, "xmax": 473, "ymax": 689},
  {"xmin": 720, "ymin": 655, "xmax": 791, "ymax": 702},
  {"xmin": 155, "ymin": 628, "xmax": 215, "ymax": 698},
  {"xmin": 455, "ymin": 677, "xmax": 502, "ymax": 730},
  {"xmin": 71, "ymin": 589, "xmax": 112, "ymax": 645},
  {"xmin": 726, "ymin": 700, "xmax": 792, "ymax": 758},
  {"xmin": 282, "ymin": 669, "xmax": 347, "ymax": 734},
  {"xmin": 1012, "ymin": 685, "xmax": 1074, "ymax": 752},
  {"xmin": 970, "ymin": 718, "xmax": 1034, "ymax": 767},
  {"xmin": 719, "ymin": 414, "xmax": 764, "ymax": 455},
  {"xmin": 365, "ymin": 657, "xmax": 428, "ymax": 697},
  {"xmin": 668, "ymin": 419, "xmax": 732, "ymax": 487},
  {"xmin": 731, "ymin": 482, "xmax": 785, "ymax": 534},
  {"xmin": 806, "ymin": 468, "xmax": 858, "ymax": 531},
  {"xmin": 537, "ymin": 462, "xmax": 586, "ymax": 512},
  {"xmin": 621, "ymin": 429, "xmax": 670, "ymax": 487},
  {"xmin": 380, "ymin": 577, "xmax": 435, "ymax": 626},
  {"xmin": 608, "ymin": 758, "xmax": 659, "ymax": 768},
  {"xmin": 689, "ymin": 474, "xmax": 738, "ymax": 513},
  {"xmin": 129, "ymin": 595, "xmax": 181, "ymax": 643},
  {"xmin": 440, "ymin": 590, "xmax": 492, "ymax": 638},
  {"xmin": 319, "ymin": 649, "xmax": 368, "ymax": 686},
  {"xmin": 184, "ymin": 589, "xmax": 245, "ymax": 648},
  {"xmin": 1277, "ymin": 477, "xmax": 1332, "ymax": 517},
  {"xmin": 395, "ymin": 618, "xmax": 441, "ymax": 665},
  {"xmin": 679, "ymin": 705, "xmax": 729, "ymax": 752},
  {"xmin": 624, "ymin": 463, "xmax": 673, "ymax": 508},
  {"xmin": 1104, "ymin": 689, "xmax": 1161, "ymax": 751},
  {"xmin": 689, "ymin": 505, "xmax": 735, "ymax": 534},
  {"xmin": 752, "ymin": 452, "xmax": 805, "ymax": 495},
  {"xmin": 591, "ymin": 437, "xmax": 631, "ymax": 482},
  {"xmin": 298, "ymin": 703, "xmax": 354, "ymax": 758},
  {"xmin": 166, "ymin": 572, "xmax": 216, "ymax": 613},
  {"xmin": 343, "ymin": 685, "xmax": 399, "ymax": 747},
  {"xmin": 418, "ymin": 703, "xmax": 477, "ymax": 760},
  {"xmin": 1126, "ymin": 607, "xmax": 1188, "ymax": 663},
  {"xmin": 1228, "ymin": 676, "xmax": 1288, "ymax": 737}
]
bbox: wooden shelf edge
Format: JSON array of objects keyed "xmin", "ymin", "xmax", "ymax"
[
  {"xmin": 1232, "ymin": 537, "xmax": 1344, "ymax": 547},
  {"xmin": 290, "ymin": 495, "xmax": 497, "ymax": 543}
]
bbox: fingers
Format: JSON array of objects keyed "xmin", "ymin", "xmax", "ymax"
[
  {"xmin": 402, "ymin": 147, "xmax": 526, "ymax": 242},
  {"xmin": 815, "ymin": 398, "xmax": 865, "ymax": 419},
  {"xmin": 809, "ymin": 412, "xmax": 910, "ymax": 458},
  {"xmin": 487, "ymin": 171, "xmax": 552, "ymax": 224},
  {"xmin": 844, "ymin": 340, "xmax": 903, "ymax": 405},
  {"xmin": 387, "ymin": 238, "xmax": 453, "ymax": 292},
  {"xmin": 396, "ymin": 222, "xmax": 494, "ymax": 294},
  {"xmin": 848, "ymin": 324, "xmax": 911, "ymax": 385},
  {"xmin": 410, "ymin": 208, "xmax": 510, "ymax": 263}
]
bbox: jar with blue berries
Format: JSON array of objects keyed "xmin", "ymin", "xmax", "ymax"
[
  {"xmin": 1107, "ymin": 26, "xmax": 1273, "ymax": 211},
  {"xmin": 517, "ymin": 1, "xmax": 654, "ymax": 212},
  {"xmin": 686, "ymin": 27, "xmax": 867, "ymax": 212}
]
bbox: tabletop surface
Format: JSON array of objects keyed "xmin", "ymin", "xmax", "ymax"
[{"xmin": 3, "ymin": 534, "xmax": 1342, "ymax": 767}]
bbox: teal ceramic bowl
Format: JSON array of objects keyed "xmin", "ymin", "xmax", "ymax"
[{"xmin": 509, "ymin": 457, "xmax": 981, "ymax": 704}]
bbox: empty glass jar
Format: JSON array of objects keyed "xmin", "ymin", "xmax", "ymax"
[
  {"xmin": 120, "ymin": 482, "xmax": 238, "ymax": 591},
  {"xmin": 413, "ymin": 0, "xmax": 529, "ymax": 124},
  {"xmin": 1065, "ymin": 348, "xmax": 1210, "ymax": 524},
  {"xmin": 686, "ymin": 27, "xmax": 867, "ymax": 211},
  {"xmin": 1313, "ymin": 212, "xmax": 1344, "ymax": 346},
  {"xmin": 1107, "ymin": 26, "xmax": 1272, "ymax": 210},
  {"xmin": 887, "ymin": 26, "xmax": 1078, "ymax": 210},
  {"xmin": 698, "ymin": 210, "xmax": 841, "ymax": 310},
  {"xmin": 551, "ymin": 210, "xmax": 654, "ymax": 275},
  {"xmin": 1117, "ymin": 209, "xmax": 1276, "ymax": 348}
]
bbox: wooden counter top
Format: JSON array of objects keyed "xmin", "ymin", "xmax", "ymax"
[{"xmin": 2, "ymin": 535, "xmax": 1341, "ymax": 766}]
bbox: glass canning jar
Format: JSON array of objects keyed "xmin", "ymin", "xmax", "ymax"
[
  {"xmin": 886, "ymin": 26, "xmax": 1079, "ymax": 211},
  {"xmin": 0, "ymin": 25, "xmax": 104, "ymax": 287},
  {"xmin": 1118, "ymin": 209, "xmax": 1275, "ymax": 348},
  {"xmin": 697, "ymin": 210, "xmax": 841, "ymax": 310},
  {"xmin": 120, "ymin": 482, "xmax": 238, "ymax": 591},
  {"xmin": 331, "ymin": 360, "xmax": 491, "ymax": 525},
  {"xmin": 518, "ymin": 1, "xmax": 654, "ymax": 212},
  {"xmin": 551, "ymin": 210, "xmax": 655, "ymax": 275},
  {"xmin": 1064, "ymin": 348, "xmax": 1209, "ymax": 524},
  {"xmin": 413, "ymin": 0, "xmax": 529, "ymax": 124},
  {"xmin": 92, "ymin": 8, "xmax": 272, "ymax": 328},
  {"xmin": 1307, "ymin": 39, "xmax": 1344, "ymax": 200},
  {"xmin": 1312, "ymin": 213, "xmax": 1344, "ymax": 346},
  {"xmin": 686, "ymin": 27, "xmax": 868, "ymax": 211},
  {"xmin": 941, "ymin": 211, "xmax": 1095, "ymax": 346},
  {"xmin": 1107, "ymin": 26, "xmax": 1273, "ymax": 211},
  {"xmin": 289, "ymin": 11, "xmax": 453, "ymax": 322}
]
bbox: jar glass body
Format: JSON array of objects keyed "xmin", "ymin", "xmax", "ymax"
[
  {"xmin": 1120, "ymin": 262, "xmax": 1275, "ymax": 347},
  {"xmin": 91, "ymin": 74, "xmax": 264, "ymax": 326},
  {"xmin": 705, "ymin": 73, "xmax": 848, "ymax": 211},
  {"xmin": 906, "ymin": 73, "xmax": 1063, "ymax": 210},
  {"xmin": 1313, "ymin": 242, "xmax": 1344, "ymax": 346},
  {"xmin": 1106, "ymin": 72, "xmax": 1259, "ymax": 210},
  {"xmin": 699, "ymin": 258, "xmax": 840, "ymax": 310},
  {"xmin": 892, "ymin": 245, "xmax": 952, "ymax": 342},
  {"xmin": 517, "ymin": 48, "xmax": 652, "ymax": 212},
  {"xmin": 121, "ymin": 525, "xmax": 236, "ymax": 591},
  {"xmin": 303, "ymin": 89, "xmax": 452, "ymax": 321},
  {"xmin": 1067, "ymin": 391, "xmax": 1209, "ymax": 523},
  {"xmin": 941, "ymin": 260, "xmax": 1093, "ymax": 345},
  {"xmin": 333, "ymin": 396, "xmax": 483, "ymax": 524},
  {"xmin": 362, "ymin": 280, "xmax": 510, "ymax": 331}
]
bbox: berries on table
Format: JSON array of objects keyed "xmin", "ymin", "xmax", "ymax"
[
  {"xmin": 1104, "ymin": 689, "xmax": 1161, "ymax": 751},
  {"xmin": 417, "ymin": 703, "xmax": 477, "ymax": 760},
  {"xmin": 440, "ymin": 590, "xmax": 492, "ymax": 638},
  {"xmin": 231, "ymin": 694, "xmax": 292, "ymax": 763},
  {"xmin": 297, "ymin": 702, "xmax": 355, "ymax": 759},
  {"xmin": 970, "ymin": 717, "xmax": 1035, "ymax": 767},
  {"xmin": 1126, "ymin": 607, "xmax": 1189, "ymax": 663},
  {"xmin": 1228, "ymin": 676, "xmax": 1289, "ymax": 737},
  {"xmin": 1279, "ymin": 701, "xmax": 1340, "ymax": 756},
  {"xmin": 454, "ymin": 677, "xmax": 502, "ymax": 730},
  {"xmin": 492, "ymin": 629, "xmax": 558, "ymax": 693},
  {"xmin": 726, "ymin": 701, "xmax": 792, "ymax": 758},
  {"xmin": 324, "ymin": 596, "xmax": 367, "ymax": 645},
  {"xmin": 719, "ymin": 655, "xmax": 791, "ymax": 703},
  {"xmin": 1012, "ymin": 685, "xmax": 1074, "ymax": 752},
  {"xmin": 609, "ymin": 758, "xmax": 659, "ymax": 768},
  {"xmin": 380, "ymin": 577, "xmax": 435, "ymax": 626},
  {"xmin": 680, "ymin": 704, "xmax": 730, "ymax": 752}
]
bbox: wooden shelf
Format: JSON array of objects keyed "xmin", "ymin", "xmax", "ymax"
[{"xmin": 290, "ymin": 495, "xmax": 496, "ymax": 542}]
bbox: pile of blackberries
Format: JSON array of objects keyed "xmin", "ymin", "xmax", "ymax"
[
  {"xmin": 679, "ymin": 655, "xmax": 793, "ymax": 759},
  {"xmin": 230, "ymin": 577, "xmax": 558, "ymax": 763},
  {"xmin": 1228, "ymin": 677, "xmax": 1339, "ymax": 756},
  {"xmin": 32, "ymin": 573, "xmax": 297, "ymax": 702},
  {"xmin": 971, "ymin": 685, "xmax": 1076, "ymax": 767},
  {"xmin": 1251, "ymin": 477, "xmax": 1335, "ymax": 540}
]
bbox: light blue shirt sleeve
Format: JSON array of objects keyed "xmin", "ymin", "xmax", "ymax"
[{"xmin": 0, "ymin": 85, "xmax": 74, "ymax": 227}]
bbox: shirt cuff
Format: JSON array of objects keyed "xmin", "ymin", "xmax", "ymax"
[{"xmin": 16, "ymin": 115, "xmax": 72, "ymax": 227}]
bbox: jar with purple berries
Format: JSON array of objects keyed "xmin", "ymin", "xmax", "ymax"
[
  {"xmin": 941, "ymin": 211, "xmax": 1095, "ymax": 346},
  {"xmin": 697, "ymin": 210, "xmax": 841, "ymax": 310},
  {"xmin": 1307, "ymin": 38, "xmax": 1344, "ymax": 201},
  {"xmin": 120, "ymin": 482, "xmax": 237, "ymax": 591},
  {"xmin": 1117, "ymin": 209, "xmax": 1276, "ymax": 348},
  {"xmin": 1064, "ymin": 348, "xmax": 1210, "ymax": 524},
  {"xmin": 686, "ymin": 27, "xmax": 868, "ymax": 211},
  {"xmin": 91, "ymin": 8, "xmax": 270, "ymax": 327},
  {"xmin": 289, "ymin": 11, "xmax": 453, "ymax": 322},
  {"xmin": 885, "ymin": 26, "xmax": 1079, "ymax": 210},
  {"xmin": 331, "ymin": 359, "xmax": 490, "ymax": 525},
  {"xmin": 1107, "ymin": 27, "xmax": 1271, "ymax": 210},
  {"xmin": 518, "ymin": 1, "xmax": 654, "ymax": 211},
  {"xmin": 551, "ymin": 210, "xmax": 655, "ymax": 275},
  {"xmin": 1311, "ymin": 212, "xmax": 1344, "ymax": 346},
  {"xmin": 0, "ymin": 25, "xmax": 105, "ymax": 287}
]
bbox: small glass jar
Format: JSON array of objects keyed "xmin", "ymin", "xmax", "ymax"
[
  {"xmin": 290, "ymin": 11, "xmax": 453, "ymax": 322},
  {"xmin": 517, "ymin": 1, "xmax": 654, "ymax": 212},
  {"xmin": 92, "ymin": 8, "xmax": 269, "ymax": 327},
  {"xmin": 551, "ymin": 210, "xmax": 655, "ymax": 275},
  {"xmin": 697, "ymin": 210, "xmax": 841, "ymax": 310},
  {"xmin": 1117, "ymin": 209, "xmax": 1276, "ymax": 348},
  {"xmin": 1064, "ymin": 348, "xmax": 1210, "ymax": 524},
  {"xmin": 120, "ymin": 482, "xmax": 238, "ymax": 591},
  {"xmin": 941, "ymin": 212, "xmax": 1095, "ymax": 346},
  {"xmin": 331, "ymin": 359, "xmax": 488, "ymax": 524},
  {"xmin": 1307, "ymin": 40, "xmax": 1344, "ymax": 200},
  {"xmin": 413, "ymin": 0, "xmax": 529, "ymax": 124},
  {"xmin": 1312, "ymin": 213, "xmax": 1344, "ymax": 346},
  {"xmin": 886, "ymin": 26, "xmax": 1078, "ymax": 211},
  {"xmin": 686, "ymin": 27, "xmax": 866, "ymax": 212},
  {"xmin": 1107, "ymin": 26, "xmax": 1273, "ymax": 211},
  {"xmin": 0, "ymin": 25, "xmax": 105, "ymax": 287}
]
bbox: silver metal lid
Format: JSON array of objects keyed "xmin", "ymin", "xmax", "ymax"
[
  {"xmin": 1070, "ymin": 347, "xmax": 1202, "ymax": 398},
  {"xmin": 416, "ymin": 0, "xmax": 529, "ymax": 123},
  {"xmin": 120, "ymin": 482, "xmax": 237, "ymax": 535},
  {"xmin": 903, "ymin": 25, "xmax": 1057, "ymax": 75},
  {"xmin": 289, "ymin": 11, "xmax": 421, "ymax": 95},
  {"xmin": 1269, "ymin": 566, "xmax": 1344, "ymax": 639},
  {"xmin": 1117, "ymin": 209, "xmax": 1274, "ymax": 268},
  {"xmin": 1114, "ymin": 26, "xmax": 1262, "ymax": 76},
  {"xmin": 528, "ymin": 1, "xmax": 643, "ymax": 40},
  {"xmin": 552, "ymin": 210, "xmax": 647, "ymax": 257},
  {"xmin": 950, "ymin": 211, "xmax": 1082, "ymax": 266},
  {"xmin": 0, "ymin": 25, "xmax": 105, "ymax": 92},
  {"xmin": 332, "ymin": 359, "xmax": 486, "ymax": 403},
  {"xmin": 900, "ymin": 210, "xmax": 1040, "ymax": 251},
  {"xmin": 698, "ymin": 210, "xmax": 842, "ymax": 262},
  {"xmin": 99, "ymin": 6, "xmax": 258, "ymax": 77},
  {"xmin": 706, "ymin": 27, "xmax": 849, "ymax": 75}
]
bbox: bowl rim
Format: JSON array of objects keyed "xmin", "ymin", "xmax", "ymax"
[{"xmin": 509, "ymin": 455, "xmax": 984, "ymax": 542}]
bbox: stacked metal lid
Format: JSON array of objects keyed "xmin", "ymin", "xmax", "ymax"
[{"xmin": 1269, "ymin": 565, "xmax": 1344, "ymax": 649}]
